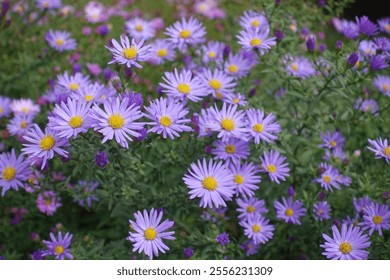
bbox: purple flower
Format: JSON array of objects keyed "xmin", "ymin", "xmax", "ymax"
[
  {"xmin": 45, "ymin": 30, "xmax": 76, "ymax": 52},
  {"xmin": 284, "ymin": 55, "xmax": 315, "ymax": 79},
  {"xmin": 354, "ymin": 98, "xmax": 378, "ymax": 115},
  {"xmin": 240, "ymin": 214, "xmax": 274, "ymax": 245},
  {"xmin": 353, "ymin": 196, "xmax": 374, "ymax": 214},
  {"xmin": 42, "ymin": 231, "xmax": 74, "ymax": 260},
  {"xmin": 357, "ymin": 16, "xmax": 378, "ymax": 36},
  {"xmin": 239, "ymin": 10, "xmax": 270, "ymax": 33},
  {"xmin": 125, "ymin": 17, "xmax": 155, "ymax": 41},
  {"xmin": 274, "ymin": 29, "xmax": 284, "ymax": 41},
  {"xmin": 95, "ymin": 151, "xmax": 109, "ymax": 167},
  {"xmin": 315, "ymin": 164, "xmax": 343, "ymax": 192},
  {"xmin": 241, "ymin": 240, "xmax": 260, "ymax": 256},
  {"xmin": 319, "ymin": 130, "xmax": 345, "ymax": 149},
  {"xmin": 236, "ymin": 197, "xmax": 268, "ymax": 221},
  {"xmin": 335, "ymin": 40, "xmax": 343, "ymax": 50},
  {"xmin": 373, "ymin": 75, "xmax": 390, "ymax": 96},
  {"xmin": 321, "ymin": 224, "xmax": 371, "ymax": 260},
  {"xmin": 340, "ymin": 20, "xmax": 360, "ymax": 39},
  {"xmin": 0, "ymin": 96, "xmax": 11, "ymax": 119},
  {"xmin": 74, "ymin": 180, "xmax": 99, "ymax": 208},
  {"xmin": 246, "ymin": 108, "xmax": 281, "ymax": 144},
  {"xmin": 347, "ymin": 52, "xmax": 359, "ymax": 67},
  {"xmin": 165, "ymin": 17, "xmax": 206, "ymax": 51},
  {"xmin": 313, "ymin": 201, "xmax": 332, "ymax": 221},
  {"xmin": 370, "ymin": 55, "xmax": 388, "ymax": 70},
  {"xmin": 237, "ymin": 28, "xmax": 276, "ymax": 55},
  {"xmin": 201, "ymin": 41, "xmax": 224, "ymax": 65},
  {"xmin": 306, "ymin": 35, "xmax": 316, "ymax": 51},
  {"xmin": 216, "ymin": 232, "xmax": 230, "ymax": 246},
  {"xmin": 200, "ymin": 68, "xmax": 236, "ymax": 100},
  {"xmin": 274, "ymin": 197, "xmax": 306, "ymax": 225},
  {"xmin": 223, "ymin": 53, "xmax": 252, "ymax": 79},
  {"xmin": 287, "ymin": 186, "xmax": 295, "ymax": 197},
  {"xmin": 367, "ymin": 137, "xmax": 390, "ymax": 164},
  {"xmin": 211, "ymin": 138, "xmax": 250, "ymax": 165},
  {"xmin": 31, "ymin": 249, "xmax": 45, "ymax": 260},
  {"xmin": 377, "ymin": 17, "xmax": 390, "ymax": 34},
  {"xmin": 260, "ymin": 150, "xmax": 290, "ymax": 184},
  {"xmin": 127, "ymin": 208, "xmax": 175, "ymax": 260},
  {"xmin": 56, "ymin": 71, "xmax": 90, "ymax": 95},
  {"xmin": 36, "ymin": 190, "xmax": 61, "ymax": 216},
  {"xmin": 183, "ymin": 247, "xmax": 194, "ymax": 258},
  {"xmin": 121, "ymin": 91, "xmax": 144, "ymax": 108},
  {"xmin": 229, "ymin": 161, "xmax": 261, "ymax": 198},
  {"xmin": 360, "ymin": 203, "xmax": 390, "ymax": 236}
]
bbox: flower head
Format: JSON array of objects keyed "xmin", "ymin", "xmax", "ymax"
[
  {"xmin": 215, "ymin": 232, "xmax": 230, "ymax": 246},
  {"xmin": 368, "ymin": 137, "xmax": 390, "ymax": 164},
  {"xmin": 229, "ymin": 161, "xmax": 261, "ymax": 198},
  {"xmin": 56, "ymin": 72, "xmax": 90, "ymax": 95},
  {"xmin": 42, "ymin": 231, "xmax": 73, "ymax": 260},
  {"xmin": 223, "ymin": 53, "xmax": 252, "ymax": 79},
  {"xmin": 239, "ymin": 10, "xmax": 270, "ymax": 33},
  {"xmin": 246, "ymin": 108, "xmax": 281, "ymax": 144},
  {"xmin": 357, "ymin": 16, "xmax": 378, "ymax": 36},
  {"xmin": 360, "ymin": 203, "xmax": 389, "ymax": 236},
  {"xmin": 200, "ymin": 68, "xmax": 236, "ymax": 100},
  {"xmin": 313, "ymin": 201, "xmax": 332, "ymax": 221},
  {"xmin": 36, "ymin": 190, "xmax": 61, "ymax": 216},
  {"xmin": 240, "ymin": 214, "xmax": 274, "ymax": 245},
  {"xmin": 319, "ymin": 130, "xmax": 345, "ymax": 150},
  {"xmin": 237, "ymin": 28, "xmax": 276, "ymax": 54},
  {"xmin": 201, "ymin": 41, "xmax": 224, "ymax": 65},
  {"xmin": 7, "ymin": 113, "xmax": 34, "ymax": 137},
  {"xmin": 284, "ymin": 55, "xmax": 315, "ymax": 79},
  {"xmin": 236, "ymin": 197, "xmax": 268, "ymax": 221},
  {"xmin": 125, "ymin": 17, "xmax": 155, "ymax": 41},
  {"xmin": 165, "ymin": 17, "xmax": 206, "ymax": 51},
  {"xmin": 95, "ymin": 151, "xmax": 109, "ymax": 167},
  {"xmin": 0, "ymin": 96, "xmax": 11, "ymax": 119},
  {"xmin": 211, "ymin": 138, "xmax": 250, "ymax": 165},
  {"xmin": 45, "ymin": 30, "xmax": 76, "ymax": 52},
  {"xmin": 378, "ymin": 17, "xmax": 390, "ymax": 34},
  {"xmin": 274, "ymin": 197, "xmax": 306, "ymax": 225},
  {"xmin": 10, "ymin": 98, "xmax": 40, "ymax": 117},
  {"xmin": 373, "ymin": 75, "xmax": 390, "ymax": 97},
  {"xmin": 149, "ymin": 39, "xmax": 175, "ymax": 64},
  {"xmin": 260, "ymin": 150, "xmax": 290, "ymax": 184}
]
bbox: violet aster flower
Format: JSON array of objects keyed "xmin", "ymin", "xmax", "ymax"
[
  {"xmin": 246, "ymin": 108, "xmax": 281, "ymax": 144},
  {"xmin": 165, "ymin": 17, "xmax": 206, "ymax": 51},
  {"xmin": 201, "ymin": 41, "xmax": 224, "ymax": 64},
  {"xmin": 358, "ymin": 40, "xmax": 377, "ymax": 58},
  {"xmin": 36, "ymin": 0, "xmax": 62, "ymax": 11},
  {"xmin": 72, "ymin": 82, "xmax": 105, "ymax": 103},
  {"xmin": 143, "ymin": 97, "xmax": 192, "ymax": 140},
  {"xmin": 229, "ymin": 161, "xmax": 261, "ymax": 198},
  {"xmin": 340, "ymin": 20, "xmax": 360, "ymax": 39},
  {"xmin": 10, "ymin": 98, "xmax": 40, "ymax": 116},
  {"xmin": 22, "ymin": 124, "xmax": 69, "ymax": 169},
  {"xmin": 7, "ymin": 113, "xmax": 34, "ymax": 137},
  {"xmin": 373, "ymin": 37, "xmax": 390, "ymax": 52},
  {"xmin": 36, "ymin": 190, "xmax": 61, "ymax": 216},
  {"xmin": 313, "ymin": 201, "xmax": 332, "ymax": 221},
  {"xmin": 237, "ymin": 28, "xmax": 276, "ymax": 55},
  {"xmin": 56, "ymin": 71, "xmax": 90, "ymax": 95},
  {"xmin": 183, "ymin": 247, "xmax": 194, "ymax": 258},
  {"xmin": 367, "ymin": 137, "xmax": 390, "ymax": 164},
  {"xmin": 236, "ymin": 197, "xmax": 268, "ymax": 221},
  {"xmin": 356, "ymin": 16, "xmax": 378, "ymax": 36},
  {"xmin": 284, "ymin": 55, "xmax": 315, "ymax": 79},
  {"xmin": 42, "ymin": 231, "xmax": 74, "ymax": 260},
  {"xmin": 319, "ymin": 130, "xmax": 345, "ymax": 149},
  {"xmin": 0, "ymin": 96, "xmax": 11, "ymax": 119},
  {"xmin": 45, "ymin": 30, "xmax": 76, "ymax": 52},
  {"xmin": 360, "ymin": 203, "xmax": 390, "ymax": 236},
  {"xmin": 0, "ymin": 149, "xmax": 32, "ymax": 197},
  {"xmin": 95, "ymin": 151, "xmax": 109, "ymax": 167},
  {"xmin": 241, "ymin": 240, "xmax": 260, "ymax": 256},
  {"xmin": 321, "ymin": 224, "xmax": 371, "ymax": 260},
  {"xmin": 106, "ymin": 36, "xmax": 152, "ymax": 68},
  {"xmin": 127, "ymin": 208, "xmax": 175, "ymax": 260},
  {"xmin": 211, "ymin": 138, "xmax": 250, "ymax": 164},
  {"xmin": 370, "ymin": 55, "xmax": 388, "ymax": 70},
  {"xmin": 239, "ymin": 10, "xmax": 270, "ymax": 34},
  {"xmin": 200, "ymin": 68, "xmax": 236, "ymax": 100},
  {"xmin": 31, "ymin": 249, "xmax": 45, "ymax": 260},
  {"xmin": 183, "ymin": 158, "xmax": 235, "ymax": 208},
  {"xmin": 240, "ymin": 214, "xmax": 274, "ymax": 245},
  {"xmin": 216, "ymin": 232, "xmax": 230, "ymax": 246},
  {"xmin": 354, "ymin": 98, "xmax": 378, "ymax": 115},
  {"xmin": 149, "ymin": 39, "xmax": 175, "ymax": 64},
  {"xmin": 48, "ymin": 98, "xmax": 93, "ymax": 139},
  {"xmin": 159, "ymin": 68, "xmax": 207, "ymax": 102},
  {"xmin": 377, "ymin": 17, "xmax": 390, "ymax": 34},
  {"xmin": 260, "ymin": 150, "xmax": 290, "ymax": 184},
  {"xmin": 353, "ymin": 196, "xmax": 374, "ymax": 215},
  {"xmin": 274, "ymin": 196, "xmax": 306, "ymax": 225},
  {"xmin": 90, "ymin": 97, "xmax": 144, "ymax": 149},
  {"xmin": 225, "ymin": 93, "xmax": 248, "ymax": 106},
  {"xmin": 84, "ymin": 1, "xmax": 104, "ymax": 23},
  {"xmin": 373, "ymin": 75, "xmax": 390, "ymax": 97},
  {"xmin": 316, "ymin": 164, "xmax": 342, "ymax": 192},
  {"xmin": 125, "ymin": 17, "xmax": 155, "ymax": 41},
  {"xmin": 223, "ymin": 53, "xmax": 252, "ymax": 79}
]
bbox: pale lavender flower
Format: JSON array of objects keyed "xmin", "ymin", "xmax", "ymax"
[
  {"xmin": 237, "ymin": 28, "xmax": 276, "ymax": 55},
  {"xmin": 246, "ymin": 108, "xmax": 281, "ymax": 144},
  {"xmin": 236, "ymin": 197, "xmax": 268, "ymax": 221},
  {"xmin": 229, "ymin": 161, "xmax": 261, "ymax": 198},
  {"xmin": 211, "ymin": 138, "xmax": 250, "ymax": 164},
  {"xmin": 260, "ymin": 150, "xmax": 290, "ymax": 184},
  {"xmin": 7, "ymin": 114, "xmax": 34, "ymax": 137},
  {"xmin": 45, "ymin": 30, "xmax": 76, "ymax": 52},
  {"xmin": 274, "ymin": 197, "xmax": 306, "ymax": 225},
  {"xmin": 42, "ymin": 232, "xmax": 73, "ymax": 260},
  {"xmin": 284, "ymin": 55, "xmax": 315, "ymax": 79},
  {"xmin": 319, "ymin": 130, "xmax": 345, "ymax": 150},
  {"xmin": 367, "ymin": 137, "xmax": 390, "ymax": 164},
  {"xmin": 373, "ymin": 75, "xmax": 390, "ymax": 96},
  {"xmin": 360, "ymin": 203, "xmax": 390, "ymax": 236},
  {"xmin": 125, "ymin": 17, "xmax": 156, "ymax": 41},
  {"xmin": 239, "ymin": 10, "xmax": 269, "ymax": 34},
  {"xmin": 377, "ymin": 17, "xmax": 390, "ymax": 34},
  {"xmin": 149, "ymin": 39, "xmax": 175, "ymax": 64},
  {"xmin": 240, "ymin": 214, "xmax": 274, "ymax": 245},
  {"xmin": 200, "ymin": 68, "xmax": 236, "ymax": 100},
  {"xmin": 165, "ymin": 17, "xmax": 206, "ymax": 51},
  {"xmin": 36, "ymin": 190, "xmax": 61, "ymax": 216},
  {"xmin": 356, "ymin": 16, "xmax": 378, "ymax": 36},
  {"xmin": 313, "ymin": 201, "xmax": 332, "ymax": 221}
]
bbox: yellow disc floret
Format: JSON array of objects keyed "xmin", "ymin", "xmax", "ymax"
[
  {"xmin": 159, "ymin": 116, "xmax": 172, "ymax": 127},
  {"xmin": 253, "ymin": 123, "xmax": 264, "ymax": 133},
  {"xmin": 267, "ymin": 164, "xmax": 276, "ymax": 173},
  {"xmin": 108, "ymin": 114, "xmax": 125, "ymax": 129},
  {"xmin": 250, "ymin": 38, "xmax": 262, "ymax": 47},
  {"xmin": 339, "ymin": 242, "xmax": 352, "ymax": 254},
  {"xmin": 323, "ymin": 175, "xmax": 331, "ymax": 183},
  {"xmin": 247, "ymin": 205, "xmax": 255, "ymax": 213},
  {"xmin": 384, "ymin": 146, "xmax": 390, "ymax": 157},
  {"xmin": 221, "ymin": 118, "xmax": 235, "ymax": 131},
  {"xmin": 157, "ymin": 48, "xmax": 167, "ymax": 57},
  {"xmin": 202, "ymin": 176, "xmax": 218, "ymax": 191},
  {"xmin": 252, "ymin": 224, "xmax": 261, "ymax": 233},
  {"xmin": 225, "ymin": 144, "xmax": 236, "ymax": 154},
  {"xmin": 69, "ymin": 116, "xmax": 83, "ymax": 128},
  {"xmin": 209, "ymin": 79, "xmax": 221, "ymax": 90},
  {"xmin": 372, "ymin": 215, "xmax": 383, "ymax": 225},
  {"xmin": 56, "ymin": 39, "xmax": 64, "ymax": 46},
  {"xmin": 285, "ymin": 208, "xmax": 294, "ymax": 217},
  {"xmin": 177, "ymin": 83, "xmax": 191, "ymax": 94},
  {"xmin": 228, "ymin": 65, "xmax": 238, "ymax": 73},
  {"xmin": 54, "ymin": 245, "xmax": 64, "ymax": 255},
  {"xmin": 3, "ymin": 167, "xmax": 16, "ymax": 181},
  {"xmin": 144, "ymin": 227, "xmax": 157, "ymax": 240},
  {"xmin": 123, "ymin": 47, "xmax": 137, "ymax": 59},
  {"xmin": 69, "ymin": 83, "xmax": 78, "ymax": 91},
  {"xmin": 234, "ymin": 174, "xmax": 244, "ymax": 185},
  {"xmin": 40, "ymin": 135, "xmax": 55, "ymax": 151},
  {"xmin": 179, "ymin": 29, "xmax": 191, "ymax": 39}
]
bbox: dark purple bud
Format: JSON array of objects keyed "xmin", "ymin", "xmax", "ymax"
[
  {"xmin": 317, "ymin": 191, "xmax": 326, "ymax": 201},
  {"xmin": 216, "ymin": 232, "xmax": 230, "ymax": 246},
  {"xmin": 201, "ymin": 101, "xmax": 209, "ymax": 108},
  {"xmin": 95, "ymin": 25, "xmax": 110, "ymax": 36},
  {"xmin": 95, "ymin": 151, "xmax": 109, "ymax": 167},
  {"xmin": 370, "ymin": 55, "xmax": 388, "ymax": 70},
  {"xmin": 335, "ymin": 40, "xmax": 343, "ymax": 50},
  {"xmin": 318, "ymin": 0, "xmax": 326, "ymax": 6},
  {"xmin": 248, "ymin": 88, "xmax": 256, "ymax": 97},
  {"xmin": 182, "ymin": 54, "xmax": 192, "ymax": 65},
  {"xmin": 347, "ymin": 52, "xmax": 359, "ymax": 67},
  {"xmin": 61, "ymin": 155, "xmax": 70, "ymax": 163},
  {"xmin": 301, "ymin": 28, "xmax": 310, "ymax": 38},
  {"xmin": 191, "ymin": 115, "xmax": 199, "ymax": 124},
  {"xmin": 306, "ymin": 35, "xmax": 316, "ymax": 51},
  {"xmin": 204, "ymin": 145, "xmax": 213, "ymax": 154},
  {"xmin": 124, "ymin": 67, "xmax": 133, "ymax": 79},
  {"xmin": 319, "ymin": 43, "xmax": 327, "ymax": 52},
  {"xmin": 275, "ymin": 0, "xmax": 281, "ymax": 4},
  {"xmin": 183, "ymin": 247, "xmax": 194, "ymax": 258},
  {"xmin": 73, "ymin": 63, "xmax": 82, "ymax": 73},
  {"xmin": 274, "ymin": 29, "xmax": 284, "ymax": 41},
  {"xmin": 103, "ymin": 67, "xmax": 113, "ymax": 80},
  {"xmin": 222, "ymin": 45, "xmax": 231, "ymax": 58},
  {"xmin": 287, "ymin": 186, "xmax": 295, "ymax": 197},
  {"xmin": 135, "ymin": 128, "xmax": 148, "ymax": 141},
  {"xmin": 383, "ymin": 191, "xmax": 390, "ymax": 200}
]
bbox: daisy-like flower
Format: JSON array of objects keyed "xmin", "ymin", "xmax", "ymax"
[
  {"xmin": 321, "ymin": 224, "xmax": 371, "ymax": 260},
  {"xmin": 360, "ymin": 203, "xmax": 390, "ymax": 236},
  {"xmin": 125, "ymin": 17, "xmax": 156, "ymax": 41},
  {"xmin": 48, "ymin": 98, "xmax": 93, "ymax": 139},
  {"xmin": 356, "ymin": 16, "xmax": 378, "ymax": 36},
  {"xmin": 42, "ymin": 231, "xmax": 74, "ymax": 260},
  {"xmin": 229, "ymin": 161, "xmax": 261, "ymax": 197},
  {"xmin": 10, "ymin": 98, "xmax": 40, "ymax": 116},
  {"xmin": 353, "ymin": 196, "xmax": 374, "ymax": 214},
  {"xmin": 237, "ymin": 28, "xmax": 276, "ymax": 55},
  {"xmin": 106, "ymin": 36, "xmax": 152, "ymax": 68},
  {"xmin": 274, "ymin": 197, "xmax": 306, "ymax": 225},
  {"xmin": 223, "ymin": 53, "xmax": 252, "ymax": 79},
  {"xmin": 56, "ymin": 72, "xmax": 90, "ymax": 95},
  {"xmin": 225, "ymin": 92, "xmax": 248, "ymax": 106},
  {"xmin": 284, "ymin": 55, "xmax": 315, "ymax": 79},
  {"xmin": 183, "ymin": 158, "xmax": 235, "ymax": 208},
  {"xmin": 36, "ymin": 190, "xmax": 61, "ymax": 216},
  {"xmin": 71, "ymin": 82, "xmax": 104, "ymax": 103},
  {"xmin": 206, "ymin": 103, "xmax": 248, "ymax": 142},
  {"xmin": 378, "ymin": 17, "xmax": 390, "ymax": 34},
  {"xmin": 149, "ymin": 39, "xmax": 175, "ymax": 64},
  {"xmin": 159, "ymin": 68, "xmax": 207, "ymax": 102},
  {"xmin": 246, "ymin": 108, "xmax": 281, "ymax": 144},
  {"xmin": 45, "ymin": 30, "xmax": 76, "ymax": 52},
  {"xmin": 358, "ymin": 40, "xmax": 377, "ymax": 58},
  {"xmin": 22, "ymin": 124, "xmax": 69, "ymax": 169},
  {"xmin": 127, "ymin": 208, "xmax": 175, "ymax": 260},
  {"xmin": 354, "ymin": 98, "xmax": 378, "ymax": 115},
  {"xmin": 240, "ymin": 214, "xmax": 274, "ymax": 245},
  {"xmin": 90, "ymin": 97, "xmax": 144, "ymax": 149},
  {"xmin": 241, "ymin": 240, "xmax": 260, "ymax": 256},
  {"xmin": 200, "ymin": 41, "xmax": 224, "ymax": 65},
  {"xmin": 165, "ymin": 17, "xmax": 206, "ymax": 51},
  {"xmin": 196, "ymin": 108, "xmax": 215, "ymax": 138},
  {"xmin": 373, "ymin": 75, "xmax": 390, "ymax": 97},
  {"xmin": 339, "ymin": 19, "xmax": 360, "ymax": 39},
  {"xmin": 144, "ymin": 97, "xmax": 192, "ymax": 140},
  {"xmin": 313, "ymin": 201, "xmax": 332, "ymax": 221},
  {"xmin": 84, "ymin": 1, "xmax": 105, "ymax": 23},
  {"xmin": 315, "ymin": 164, "xmax": 342, "ymax": 192},
  {"xmin": 260, "ymin": 150, "xmax": 290, "ymax": 184},
  {"xmin": 236, "ymin": 197, "xmax": 268, "ymax": 221},
  {"xmin": 200, "ymin": 68, "xmax": 236, "ymax": 100},
  {"xmin": 367, "ymin": 137, "xmax": 390, "ymax": 164},
  {"xmin": 7, "ymin": 114, "xmax": 34, "ymax": 137},
  {"xmin": 319, "ymin": 130, "xmax": 345, "ymax": 150},
  {"xmin": 211, "ymin": 138, "xmax": 250, "ymax": 164},
  {"xmin": 239, "ymin": 10, "xmax": 270, "ymax": 33},
  {"xmin": 36, "ymin": 0, "xmax": 62, "ymax": 11},
  {"xmin": 0, "ymin": 96, "xmax": 11, "ymax": 119},
  {"xmin": 0, "ymin": 149, "xmax": 32, "ymax": 197}
]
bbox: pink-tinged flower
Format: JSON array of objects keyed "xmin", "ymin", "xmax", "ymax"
[
  {"xmin": 321, "ymin": 224, "xmax": 371, "ymax": 260},
  {"xmin": 0, "ymin": 149, "xmax": 32, "ymax": 197},
  {"xmin": 90, "ymin": 97, "xmax": 144, "ymax": 149},
  {"xmin": 165, "ymin": 17, "xmax": 206, "ymax": 51},
  {"xmin": 373, "ymin": 75, "xmax": 390, "ymax": 97},
  {"xmin": 246, "ymin": 108, "xmax": 281, "ymax": 144},
  {"xmin": 22, "ymin": 124, "xmax": 69, "ymax": 169},
  {"xmin": 56, "ymin": 71, "xmax": 90, "ymax": 95},
  {"xmin": 45, "ymin": 30, "xmax": 76, "ymax": 52},
  {"xmin": 260, "ymin": 150, "xmax": 290, "ymax": 184},
  {"xmin": 36, "ymin": 0, "xmax": 62, "ymax": 11},
  {"xmin": 239, "ymin": 10, "xmax": 270, "ymax": 33},
  {"xmin": 367, "ymin": 137, "xmax": 390, "ymax": 164},
  {"xmin": 236, "ymin": 197, "xmax": 268, "ymax": 221},
  {"xmin": 127, "ymin": 208, "xmax": 175, "ymax": 260},
  {"xmin": 144, "ymin": 97, "xmax": 192, "ymax": 140},
  {"xmin": 106, "ymin": 36, "xmax": 152, "ymax": 68},
  {"xmin": 229, "ymin": 161, "xmax": 261, "ymax": 198},
  {"xmin": 319, "ymin": 130, "xmax": 345, "ymax": 150},
  {"xmin": 360, "ymin": 203, "xmax": 390, "ymax": 236},
  {"xmin": 7, "ymin": 114, "xmax": 34, "ymax": 137},
  {"xmin": 149, "ymin": 39, "xmax": 175, "ymax": 65},
  {"xmin": 183, "ymin": 158, "xmax": 235, "ymax": 208},
  {"xmin": 36, "ymin": 190, "xmax": 61, "ymax": 216},
  {"xmin": 200, "ymin": 68, "xmax": 236, "ymax": 100},
  {"xmin": 377, "ymin": 17, "xmax": 390, "ymax": 34},
  {"xmin": 284, "ymin": 55, "xmax": 315, "ymax": 79},
  {"xmin": 274, "ymin": 196, "xmax": 306, "ymax": 225},
  {"xmin": 358, "ymin": 40, "xmax": 377, "ymax": 58},
  {"xmin": 313, "ymin": 201, "xmax": 332, "ymax": 221},
  {"xmin": 212, "ymin": 138, "xmax": 250, "ymax": 164},
  {"xmin": 84, "ymin": 1, "xmax": 105, "ymax": 23},
  {"xmin": 42, "ymin": 231, "xmax": 74, "ymax": 260},
  {"xmin": 354, "ymin": 98, "xmax": 378, "ymax": 115},
  {"xmin": 237, "ymin": 28, "xmax": 276, "ymax": 55},
  {"xmin": 125, "ymin": 17, "xmax": 156, "ymax": 41},
  {"xmin": 10, "ymin": 98, "xmax": 40, "ymax": 116},
  {"xmin": 240, "ymin": 214, "xmax": 274, "ymax": 245}
]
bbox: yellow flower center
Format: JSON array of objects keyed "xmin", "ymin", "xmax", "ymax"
[
  {"xmin": 291, "ymin": 63, "xmax": 298, "ymax": 71},
  {"xmin": 386, "ymin": 24, "xmax": 390, "ymax": 32},
  {"xmin": 45, "ymin": 199, "xmax": 52, "ymax": 206},
  {"xmin": 43, "ymin": 2, "xmax": 49, "ymax": 8},
  {"xmin": 285, "ymin": 208, "xmax": 294, "ymax": 217},
  {"xmin": 247, "ymin": 205, "xmax": 255, "ymax": 213},
  {"xmin": 384, "ymin": 146, "xmax": 390, "ymax": 156},
  {"xmin": 21, "ymin": 107, "xmax": 30, "ymax": 113},
  {"xmin": 202, "ymin": 176, "xmax": 218, "ymax": 191},
  {"xmin": 253, "ymin": 123, "xmax": 264, "ymax": 133},
  {"xmin": 372, "ymin": 215, "xmax": 383, "ymax": 225},
  {"xmin": 123, "ymin": 47, "xmax": 137, "ymax": 59},
  {"xmin": 108, "ymin": 114, "xmax": 125, "ymax": 129},
  {"xmin": 339, "ymin": 242, "xmax": 352, "ymax": 254},
  {"xmin": 233, "ymin": 98, "xmax": 240, "ymax": 104},
  {"xmin": 234, "ymin": 174, "xmax": 244, "ymax": 185},
  {"xmin": 215, "ymin": 92, "xmax": 223, "ymax": 99},
  {"xmin": 135, "ymin": 24, "xmax": 143, "ymax": 31},
  {"xmin": 0, "ymin": 107, "xmax": 3, "ymax": 113},
  {"xmin": 20, "ymin": 121, "xmax": 28, "ymax": 129},
  {"xmin": 267, "ymin": 164, "xmax": 276, "ymax": 173},
  {"xmin": 209, "ymin": 79, "xmax": 221, "ymax": 90},
  {"xmin": 208, "ymin": 51, "xmax": 216, "ymax": 58},
  {"xmin": 252, "ymin": 224, "xmax": 261, "ymax": 233},
  {"xmin": 69, "ymin": 116, "xmax": 83, "ymax": 128},
  {"xmin": 225, "ymin": 144, "xmax": 235, "ymax": 154},
  {"xmin": 28, "ymin": 177, "xmax": 35, "ymax": 184},
  {"xmin": 54, "ymin": 245, "xmax": 64, "ymax": 255},
  {"xmin": 69, "ymin": 83, "xmax": 78, "ymax": 91},
  {"xmin": 159, "ymin": 116, "xmax": 172, "ymax": 127},
  {"xmin": 330, "ymin": 140, "xmax": 337, "ymax": 147},
  {"xmin": 85, "ymin": 94, "xmax": 93, "ymax": 102},
  {"xmin": 251, "ymin": 20, "xmax": 260, "ymax": 27},
  {"xmin": 382, "ymin": 84, "xmax": 389, "ymax": 91},
  {"xmin": 177, "ymin": 83, "xmax": 190, "ymax": 94},
  {"xmin": 318, "ymin": 209, "xmax": 324, "ymax": 215},
  {"xmin": 2, "ymin": 167, "xmax": 16, "ymax": 181},
  {"xmin": 179, "ymin": 29, "xmax": 191, "ymax": 38},
  {"xmin": 56, "ymin": 39, "xmax": 64, "ymax": 46},
  {"xmin": 157, "ymin": 48, "xmax": 167, "ymax": 57},
  {"xmin": 40, "ymin": 135, "xmax": 55, "ymax": 151},
  {"xmin": 323, "ymin": 175, "xmax": 331, "ymax": 183},
  {"xmin": 144, "ymin": 227, "xmax": 157, "ymax": 240},
  {"xmin": 250, "ymin": 38, "xmax": 262, "ymax": 47},
  {"xmin": 221, "ymin": 118, "xmax": 235, "ymax": 131},
  {"xmin": 228, "ymin": 64, "xmax": 238, "ymax": 73}
]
